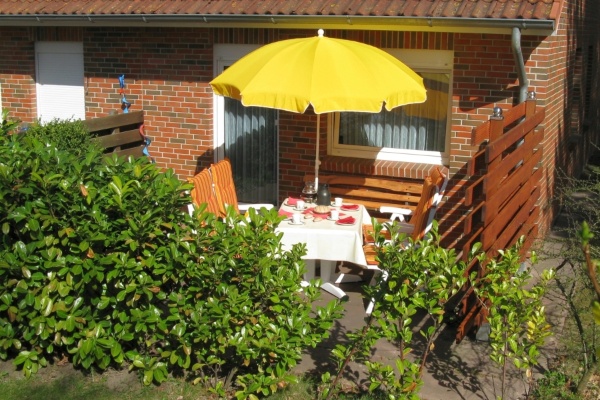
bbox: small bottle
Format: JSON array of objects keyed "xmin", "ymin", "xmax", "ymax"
[{"xmin": 316, "ymin": 183, "xmax": 331, "ymax": 206}]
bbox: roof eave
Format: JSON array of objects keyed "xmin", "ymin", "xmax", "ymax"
[{"xmin": 0, "ymin": 15, "xmax": 555, "ymax": 36}]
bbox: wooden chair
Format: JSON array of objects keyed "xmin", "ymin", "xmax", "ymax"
[
  {"xmin": 343, "ymin": 171, "xmax": 445, "ymax": 314},
  {"xmin": 188, "ymin": 158, "xmax": 274, "ymax": 218},
  {"xmin": 210, "ymin": 158, "xmax": 241, "ymax": 215},
  {"xmin": 362, "ymin": 167, "xmax": 447, "ymax": 244},
  {"xmin": 187, "ymin": 167, "xmax": 221, "ymax": 216}
]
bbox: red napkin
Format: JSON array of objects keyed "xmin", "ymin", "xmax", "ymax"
[
  {"xmin": 278, "ymin": 209, "xmax": 293, "ymax": 217},
  {"xmin": 341, "ymin": 204, "xmax": 359, "ymax": 211},
  {"xmin": 336, "ymin": 216, "xmax": 355, "ymax": 224},
  {"xmin": 287, "ymin": 197, "xmax": 300, "ymax": 206}
]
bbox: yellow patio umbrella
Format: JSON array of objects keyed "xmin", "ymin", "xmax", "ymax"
[
  {"xmin": 210, "ymin": 29, "xmax": 427, "ymax": 187},
  {"xmin": 403, "ymin": 72, "xmax": 449, "ymax": 121}
]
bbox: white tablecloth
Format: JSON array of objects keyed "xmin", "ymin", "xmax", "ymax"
[
  {"xmin": 276, "ymin": 202, "xmax": 370, "ymax": 298},
  {"xmin": 277, "ymin": 203, "xmax": 367, "ymax": 265}
]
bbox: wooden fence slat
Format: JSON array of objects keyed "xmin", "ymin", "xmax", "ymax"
[
  {"xmin": 465, "ymin": 175, "xmax": 485, "ymax": 207},
  {"xmin": 484, "ymin": 131, "xmax": 542, "ymax": 193},
  {"xmin": 462, "ymin": 224, "xmax": 483, "ymax": 256},
  {"xmin": 467, "ymin": 149, "xmax": 487, "ymax": 175},
  {"xmin": 110, "ymin": 146, "xmax": 146, "ymax": 159},
  {"xmin": 83, "ymin": 111, "xmax": 144, "ymax": 132},
  {"xmin": 500, "ymin": 101, "xmax": 526, "ymax": 128},
  {"xmin": 490, "ymin": 215, "xmax": 533, "ymax": 259},
  {"xmin": 484, "ymin": 159, "xmax": 542, "ymax": 222},
  {"xmin": 93, "ymin": 128, "xmax": 143, "ymax": 149},
  {"xmin": 481, "ymin": 185, "xmax": 540, "ymax": 252},
  {"xmin": 471, "ymin": 124, "xmax": 490, "ymax": 146},
  {"xmin": 486, "ymin": 109, "xmax": 545, "ymax": 162},
  {"xmin": 520, "ymin": 216, "xmax": 539, "ymax": 257},
  {"xmin": 455, "ymin": 302, "xmax": 483, "ymax": 343},
  {"xmin": 481, "ymin": 178, "xmax": 536, "ymax": 248}
]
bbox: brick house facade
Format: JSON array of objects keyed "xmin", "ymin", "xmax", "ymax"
[{"xmin": 1, "ymin": 0, "xmax": 599, "ymax": 249}]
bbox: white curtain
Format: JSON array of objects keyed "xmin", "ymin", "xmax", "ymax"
[{"xmin": 339, "ymin": 73, "xmax": 448, "ymax": 153}]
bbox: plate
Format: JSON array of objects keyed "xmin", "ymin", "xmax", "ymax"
[
  {"xmin": 312, "ymin": 209, "xmax": 330, "ymax": 215},
  {"xmin": 294, "ymin": 206, "xmax": 307, "ymax": 211},
  {"xmin": 340, "ymin": 205, "xmax": 359, "ymax": 212},
  {"xmin": 335, "ymin": 220, "xmax": 356, "ymax": 226}
]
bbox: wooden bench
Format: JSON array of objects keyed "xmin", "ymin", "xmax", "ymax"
[{"xmin": 304, "ymin": 172, "xmax": 425, "ymax": 220}]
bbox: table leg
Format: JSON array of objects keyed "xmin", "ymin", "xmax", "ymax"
[
  {"xmin": 303, "ymin": 259, "xmax": 316, "ymax": 281},
  {"xmin": 299, "ymin": 259, "xmax": 316, "ymax": 288},
  {"xmin": 320, "ymin": 260, "xmax": 348, "ymax": 300}
]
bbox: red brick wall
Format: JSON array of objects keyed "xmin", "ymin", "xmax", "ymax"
[
  {"xmin": 82, "ymin": 27, "xmax": 216, "ymax": 177},
  {"xmin": 2, "ymin": 5, "xmax": 599, "ymax": 250},
  {"xmin": 0, "ymin": 28, "xmax": 37, "ymax": 122}
]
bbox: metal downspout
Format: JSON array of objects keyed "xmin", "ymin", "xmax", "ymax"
[{"xmin": 512, "ymin": 27, "xmax": 528, "ymax": 103}]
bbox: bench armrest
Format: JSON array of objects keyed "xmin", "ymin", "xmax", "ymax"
[{"xmin": 379, "ymin": 206, "xmax": 413, "ymax": 222}]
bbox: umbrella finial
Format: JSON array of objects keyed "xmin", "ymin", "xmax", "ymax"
[{"xmin": 318, "ymin": 29, "xmax": 324, "ymax": 37}]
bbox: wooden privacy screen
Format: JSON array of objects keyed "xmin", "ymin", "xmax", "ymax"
[
  {"xmin": 454, "ymin": 93, "xmax": 545, "ymax": 343},
  {"xmin": 85, "ymin": 111, "xmax": 146, "ymax": 159}
]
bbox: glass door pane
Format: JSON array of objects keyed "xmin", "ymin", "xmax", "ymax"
[{"xmin": 223, "ymin": 98, "xmax": 278, "ymax": 205}]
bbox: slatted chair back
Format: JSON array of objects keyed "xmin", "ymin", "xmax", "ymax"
[
  {"xmin": 409, "ymin": 175, "xmax": 437, "ymax": 241},
  {"xmin": 421, "ymin": 166, "xmax": 448, "ymax": 238},
  {"xmin": 210, "ymin": 158, "xmax": 240, "ymax": 215},
  {"xmin": 363, "ymin": 167, "xmax": 447, "ymax": 243},
  {"xmin": 187, "ymin": 168, "xmax": 221, "ymax": 216}
]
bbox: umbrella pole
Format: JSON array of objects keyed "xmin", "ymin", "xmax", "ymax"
[{"xmin": 315, "ymin": 114, "xmax": 320, "ymax": 189}]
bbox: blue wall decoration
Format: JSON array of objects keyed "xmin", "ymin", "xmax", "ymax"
[
  {"xmin": 139, "ymin": 124, "xmax": 154, "ymax": 163},
  {"xmin": 119, "ymin": 74, "xmax": 131, "ymax": 113}
]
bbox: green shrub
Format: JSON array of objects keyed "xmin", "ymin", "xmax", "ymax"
[
  {"xmin": 25, "ymin": 117, "xmax": 101, "ymax": 156},
  {"xmin": 532, "ymin": 370, "xmax": 578, "ymax": 399},
  {"xmin": 0, "ymin": 130, "xmax": 342, "ymax": 399},
  {"xmin": 1, "ymin": 109, "xmax": 20, "ymax": 136}
]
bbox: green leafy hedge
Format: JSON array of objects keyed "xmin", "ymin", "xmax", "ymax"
[{"xmin": 0, "ymin": 117, "xmax": 342, "ymax": 399}]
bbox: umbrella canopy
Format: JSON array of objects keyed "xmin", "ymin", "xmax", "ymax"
[{"xmin": 210, "ymin": 29, "xmax": 427, "ymax": 184}]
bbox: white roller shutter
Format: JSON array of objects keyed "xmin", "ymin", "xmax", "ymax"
[{"xmin": 35, "ymin": 42, "xmax": 85, "ymax": 123}]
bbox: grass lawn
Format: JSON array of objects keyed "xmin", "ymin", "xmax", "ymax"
[
  {"xmin": 0, "ymin": 360, "xmax": 213, "ymax": 400},
  {"xmin": 0, "ymin": 360, "xmax": 390, "ymax": 400}
]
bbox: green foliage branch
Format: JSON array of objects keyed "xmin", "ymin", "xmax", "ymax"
[
  {"xmin": 471, "ymin": 238, "xmax": 554, "ymax": 399},
  {"xmin": 540, "ymin": 164, "xmax": 600, "ymax": 395},
  {"xmin": 320, "ymin": 220, "xmax": 467, "ymax": 399},
  {"xmin": 1, "ymin": 109, "xmax": 20, "ymax": 136},
  {"xmin": 579, "ymin": 222, "xmax": 600, "ymax": 342}
]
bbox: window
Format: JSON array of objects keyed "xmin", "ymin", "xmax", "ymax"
[
  {"xmin": 35, "ymin": 42, "xmax": 85, "ymax": 123},
  {"xmin": 329, "ymin": 50, "xmax": 453, "ymax": 165}
]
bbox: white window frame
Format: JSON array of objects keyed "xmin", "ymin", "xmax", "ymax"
[
  {"xmin": 328, "ymin": 49, "xmax": 454, "ymax": 165},
  {"xmin": 213, "ymin": 44, "xmax": 260, "ymax": 161}
]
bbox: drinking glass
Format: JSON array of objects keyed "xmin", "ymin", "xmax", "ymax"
[{"xmin": 302, "ymin": 181, "xmax": 316, "ymax": 204}]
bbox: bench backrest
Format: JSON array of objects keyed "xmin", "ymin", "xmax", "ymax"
[{"xmin": 304, "ymin": 173, "xmax": 425, "ymax": 218}]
